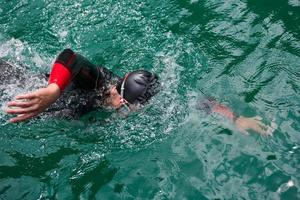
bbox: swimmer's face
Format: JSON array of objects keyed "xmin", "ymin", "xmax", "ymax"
[{"xmin": 107, "ymin": 86, "xmax": 123, "ymax": 109}]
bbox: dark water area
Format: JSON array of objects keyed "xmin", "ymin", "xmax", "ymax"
[{"xmin": 0, "ymin": 0, "xmax": 299, "ymax": 199}]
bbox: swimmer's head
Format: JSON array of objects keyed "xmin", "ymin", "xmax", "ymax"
[{"xmin": 116, "ymin": 70, "xmax": 159, "ymax": 105}]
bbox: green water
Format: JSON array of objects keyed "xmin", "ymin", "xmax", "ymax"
[{"xmin": 0, "ymin": 0, "xmax": 300, "ymax": 199}]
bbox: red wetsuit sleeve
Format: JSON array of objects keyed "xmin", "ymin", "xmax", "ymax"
[
  {"xmin": 211, "ymin": 102, "xmax": 237, "ymax": 121},
  {"xmin": 48, "ymin": 62, "xmax": 72, "ymax": 91},
  {"xmin": 197, "ymin": 98, "xmax": 237, "ymax": 121}
]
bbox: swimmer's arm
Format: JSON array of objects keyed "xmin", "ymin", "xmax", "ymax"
[
  {"xmin": 5, "ymin": 49, "xmax": 96, "ymax": 123},
  {"xmin": 5, "ymin": 83, "xmax": 60, "ymax": 123},
  {"xmin": 5, "ymin": 49, "xmax": 73, "ymax": 123},
  {"xmin": 47, "ymin": 49, "xmax": 74, "ymax": 91},
  {"xmin": 234, "ymin": 116, "xmax": 276, "ymax": 136},
  {"xmin": 203, "ymin": 100, "xmax": 275, "ymax": 135},
  {"xmin": 48, "ymin": 48, "xmax": 102, "ymax": 90}
]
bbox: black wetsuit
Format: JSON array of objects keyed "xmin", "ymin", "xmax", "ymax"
[{"xmin": 48, "ymin": 49, "xmax": 121, "ymax": 118}]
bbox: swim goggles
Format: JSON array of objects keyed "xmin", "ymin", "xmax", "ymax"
[{"xmin": 119, "ymin": 74, "xmax": 131, "ymax": 113}]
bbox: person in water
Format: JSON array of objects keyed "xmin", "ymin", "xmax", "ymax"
[{"xmin": 4, "ymin": 49, "xmax": 275, "ymax": 135}]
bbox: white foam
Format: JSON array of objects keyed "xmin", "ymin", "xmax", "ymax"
[
  {"xmin": 0, "ymin": 38, "xmax": 49, "ymax": 123},
  {"xmin": 190, "ymin": 0, "xmax": 199, "ymax": 4},
  {"xmin": 277, "ymin": 180, "xmax": 295, "ymax": 193},
  {"xmin": 0, "ymin": 38, "xmax": 26, "ymax": 61},
  {"xmin": 289, "ymin": 0, "xmax": 300, "ymax": 7}
]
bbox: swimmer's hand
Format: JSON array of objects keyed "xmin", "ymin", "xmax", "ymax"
[
  {"xmin": 235, "ymin": 116, "xmax": 277, "ymax": 136},
  {"xmin": 5, "ymin": 83, "xmax": 60, "ymax": 123}
]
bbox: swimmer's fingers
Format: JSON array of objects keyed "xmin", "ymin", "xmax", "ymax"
[
  {"xmin": 271, "ymin": 120, "xmax": 278, "ymax": 130},
  {"xmin": 255, "ymin": 122, "xmax": 273, "ymax": 136},
  {"xmin": 15, "ymin": 92, "xmax": 38, "ymax": 100},
  {"xmin": 263, "ymin": 121, "xmax": 277, "ymax": 136},
  {"xmin": 237, "ymin": 127, "xmax": 249, "ymax": 136},
  {"xmin": 249, "ymin": 116, "xmax": 273, "ymax": 136},
  {"xmin": 5, "ymin": 105, "xmax": 39, "ymax": 115},
  {"xmin": 9, "ymin": 113, "xmax": 38, "ymax": 123},
  {"xmin": 253, "ymin": 116, "xmax": 262, "ymax": 121},
  {"xmin": 7, "ymin": 100, "xmax": 37, "ymax": 108}
]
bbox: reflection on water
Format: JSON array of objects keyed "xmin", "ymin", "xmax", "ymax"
[{"xmin": 0, "ymin": 0, "xmax": 299, "ymax": 199}]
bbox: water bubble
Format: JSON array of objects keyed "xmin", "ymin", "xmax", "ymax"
[
  {"xmin": 74, "ymin": 3, "xmax": 81, "ymax": 8},
  {"xmin": 277, "ymin": 180, "xmax": 295, "ymax": 193},
  {"xmin": 190, "ymin": 0, "xmax": 199, "ymax": 4},
  {"xmin": 59, "ymin": 30, "xmax": 68, "ymax": 38},
  {"xmin": 288, "ymin": 0, "xmax": 300, "ymax": 7}
]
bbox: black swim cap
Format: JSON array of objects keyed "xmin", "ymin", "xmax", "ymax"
[{"xmin": 116, "ymin": 70, "xmax": 159, "ymax": 105}]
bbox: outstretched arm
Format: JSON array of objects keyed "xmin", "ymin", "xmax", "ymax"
[
  {"xmin": 199, "ymin": 98, "xmax": 276, "ymax": 135},
  {"xmin": 5, "ymin": 50, "xmax": 74, "ymax": 123},
  {"xmin": 6, "ymin": 84, "xmax": 60, "ymax": 123},
  {"xmin": 5, "ymin": 49, "xmax": 98, "ymax": 123}
]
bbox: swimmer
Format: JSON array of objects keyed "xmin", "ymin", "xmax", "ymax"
[
  {"xmin": 5, "ymin": 49, "xmax": 159, "ymax": 122},
  {"xmin": 4, "ymin": 49, "xmax": 276, "ymax": 135}
]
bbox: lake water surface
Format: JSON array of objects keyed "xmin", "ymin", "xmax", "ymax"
[{"xmin": 0, "ymin": 0, "xmax": 299, "ymax": 199}]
